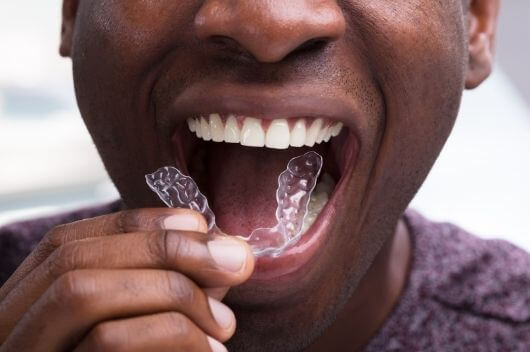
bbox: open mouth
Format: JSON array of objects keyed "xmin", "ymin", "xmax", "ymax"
[{"xmin": 171, "ymin": 102, "xmax": 358, "ymax": 280}]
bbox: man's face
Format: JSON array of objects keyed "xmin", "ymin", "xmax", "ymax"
[{"xmin": 62, "ymin": 0, "xmax": 494, "ymax": 350}]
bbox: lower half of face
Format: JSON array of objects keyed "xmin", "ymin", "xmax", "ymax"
[{"xmin": 72, "ymin": 0, "xmax": 467, "ymax": 350}]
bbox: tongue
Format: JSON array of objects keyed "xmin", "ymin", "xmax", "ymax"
[{"xmin": 205, "ymin": 144, "xmax": 314, "ymax": 237}]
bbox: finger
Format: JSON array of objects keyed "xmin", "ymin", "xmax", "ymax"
[
  {"xmin": 0, "ymin": 208, "xmax": 207, "ymax": 300},
  {"xmin": 36, "ymin": 229, "xmax": 254, "ymax": 287},
  {"xmin": 1, "ymin": 269, "xmax": 235, "ymax": 352},
  {"xmin": 74, "ymin": 312, "xmax": 226, "ymax": 352},
  {"xmin": 0, "ymin": 230, "xmax": 253, "ymax": 340}
]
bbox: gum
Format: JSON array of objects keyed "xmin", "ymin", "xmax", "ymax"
[{"xmin": 145, "ymin": 151, "xmax": 323, "ymax": 257}]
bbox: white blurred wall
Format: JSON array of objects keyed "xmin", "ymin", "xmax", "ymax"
[
  {"xmin": 411, "ymin": 69, "xmax": 530, "ymax": 251},
  {"xmin": 0, "ymin": 1, "xmax": 118, "ymax": 222},
  {"xmin": 0, "ymin": 1, "xmax": 529, "ymax": 251}
]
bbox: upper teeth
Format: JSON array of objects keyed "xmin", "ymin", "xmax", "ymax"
[{"xmin": 187, "ymin": 114, "xmax": 344, "ymax": 149}]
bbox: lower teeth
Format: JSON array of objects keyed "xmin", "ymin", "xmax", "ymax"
[
  {"xmin": 145, "ymin": 151, "xmax": 334, "ymax": 257},
  {"xmin": 302, "ymin": 173, "xmax": 335, "ymax": 234}
]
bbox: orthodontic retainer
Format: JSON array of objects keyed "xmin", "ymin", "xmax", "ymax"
[{"xmin": 145, "ymin": 151, "xmax": 323, "ymax": 257}]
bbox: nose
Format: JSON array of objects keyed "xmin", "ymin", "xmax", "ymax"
[{"xmin": 195, "ymin": 0, "xmax": 346, "ymax": 63}]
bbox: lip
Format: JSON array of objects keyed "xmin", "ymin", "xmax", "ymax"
[
  {"xmin": 169, "ymin": 82, "xmax": 361, "ymax": 282},
  {"xmin": 169, "ymin": 81, "xmax": 362, "ymax": 132}
]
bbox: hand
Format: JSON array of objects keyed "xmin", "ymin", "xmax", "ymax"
[{"xmin": 0, "ymin": 208, "xmax": 254, "ymax": 352}]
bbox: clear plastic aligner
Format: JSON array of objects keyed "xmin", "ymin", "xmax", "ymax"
[
  {"xmin": 145, "ymin": 168, "xmax": 217, "ymax": 232},
  {"xmin": 145, "ymin": 151, "xmax": 323, "ymax": 257}
]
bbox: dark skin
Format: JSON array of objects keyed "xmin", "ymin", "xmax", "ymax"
[{"xmin": 0, "ymin": 0, "xmax": 499, "ymax": 351}]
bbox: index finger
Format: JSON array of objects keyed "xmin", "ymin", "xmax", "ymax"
[
  {"xmin": 51, "ymin": 207, "xmax": 209, "ymax": 242},
  {"xmin": 0, "ymin": 208, "xmax": 207, "ymax": 300}
]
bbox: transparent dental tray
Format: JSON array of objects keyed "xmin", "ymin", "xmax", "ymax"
[{"xmin": 146, "ymin": 151, "xmax": 323, "ymax": 257}]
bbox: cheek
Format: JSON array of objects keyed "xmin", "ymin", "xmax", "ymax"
[
  {"xmin": 74, "ymin": 0, "xmax": 196, "ymax": 92},
  {"xmin": 71, "ymin": 1, "xmax": 200, "ymax": 205},
  {"xmin": 86, "ymin": 0, "xmax": 197, "ymax": 50},
  {"xmin": 382, "ymin": 6, "xmax": 466, "ymax": 191},
  {"xmin": 349, "ymin": 1, "xmax": 467, "ymax": 235},
  {"xmin": 382, "ymin": 2, "xmax": 466, "ymax": 131}
]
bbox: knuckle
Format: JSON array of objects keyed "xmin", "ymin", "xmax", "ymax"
[
  {"xmin": 149, "ymin": 230, "xmax": 191, "ymax": 265},
  {"xmin": 164, "ymin": 271, "xmax": 198, "ymax": 308},
  {"xmin": 46, "ymin": 242, "xmax": 81, "ymax": 279},
  {"xmin": 165, "ymin": 312, "xmax": 195, "ymax": 345},
  {"xmin": 49, "ymin": 271, "xmax": 92, "ymax": 311},
  {"xmin": 146, "ymin": 230, "xmax": 168, "ymax": 265},
  {"xmin": 87, "ymin": 322, "xmax": 122, "ymax": 352},
  {"xmin": 164, "ymin": 230, "xmax": 193, "ymax": 259},
  {"xmin": 115, "ymin": 209, "xmax": 134, "ymax": 234},
  {"xmin": 44, "ymin": 224, "xmax": 69, "ymax": 249},
  {"xmin": 115, "ymin": 208, "xmax": 151, "ymax": 233}
]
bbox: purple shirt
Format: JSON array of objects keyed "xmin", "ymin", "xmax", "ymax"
[{"xmin": 1, "ymin": 204, "xmax": 529, "ymax": 351}]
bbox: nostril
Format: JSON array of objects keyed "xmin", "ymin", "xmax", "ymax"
[
  {"xmin": 195, "ymin": 1, "xmax": 345, "ymax": 63},
  {"xmin": 290, "ymin": 38, "xmax": 330, "ymax": 56},
  {"xmin": 206, "ymin": 35, "xmax": 330, "ymax": 63},
  {"xmin": 210, "ymin": 35, "xmax": 234, "ymax": 47},
  {"xmin": 208, "ymin": 35, "xmax": 255, "ymax": 59}
]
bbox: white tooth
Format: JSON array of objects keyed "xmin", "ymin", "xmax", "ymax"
[
  {"xmin": 301, "ymin": 174, "xmax": 335, "ymax": 234},
  {"xmin": 241, "ymin": 117, "xmax": 265, "ymax": 147},
  {"xmin": 266, "ymin": 119, "xmax": 290, "ymax": 149},
  {"xmin": 313, "ymin": 192, "xmax": 329, "ymax": 207},
  {"xmin": 304, "ymin": 213, "xmax": 315, "ymax": 223},
  {"xmin": 187, "ymin": 118, "xmax": 196, "ymax": 133},
  {"xmin": 224, "ymin": 115, "xmax": 241, "ymax": 143},
  {"xmin": 316, "ymin": 125, "xmax": 329, "ymax": 144},
  {"xmin": 307, "ymin": 197, "xmax": 326, "ymax": 221},
  {"xmin": 331, "ymin": 122, "xmax": 343, "ymax": 137},
  {"xmin": 305, "ymin": 118, "xmax": 323, "ymax": 147},
  {"xmin": 195, "ymin": 118, "xmax": 202, "ymax": 138},
  {"xmin": 290, "ymin": 119, "xmax": 306, "ymax": 147},
  {"xmin": 209, "ymin": 113, "xmax": 224, "ymax": 142},
  {"xmin": 200, "ymin": 116, "xmax": 211, "ymax": 141},
  {"xmin": 324, "ymin": 127, "xmax": 333, "ymax": 142}
]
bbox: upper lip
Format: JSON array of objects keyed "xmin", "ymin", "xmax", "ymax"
[{"xmin": 168, "ymin": 81, "xmax": 361, "ymax": 130}]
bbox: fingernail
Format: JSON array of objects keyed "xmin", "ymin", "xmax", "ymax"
[
  {"xmin": 207, "ymin": 238, "xmax": 248, "ymax": 272},
  {"xmin": 208, "ymin": 297, "xmax": 235, "ymax": 330},
  {"xmin": 207, "ymin": 336, "xmax": 228, "ymax": 352},
  {"xmin": 162, "ymin": 214, "xmax": 201, "ymax": 231}
]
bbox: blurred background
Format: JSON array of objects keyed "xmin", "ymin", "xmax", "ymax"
[{"xmin": 1, "ymin": 2, "xmax": 529, "ymax": 250}]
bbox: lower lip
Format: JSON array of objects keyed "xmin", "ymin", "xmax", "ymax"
[{"xmin": 248, "ymin": 133, "xmax": 358, "ymax": 282}]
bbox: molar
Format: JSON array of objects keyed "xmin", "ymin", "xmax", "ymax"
[
  {"xmin": 187, "ymin": 118, "xmax": 196, "ymax": 133},
  {"xmin": 330, "ymin": 122, "xmax": 343, "ymax": 137},
  {"xmin": 316, "ymin": 124, "xmax": 330, "ymax": 144},
  {"xmin": 301, "ymin": 173, "xmax": 335, "ymax": 234}
]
